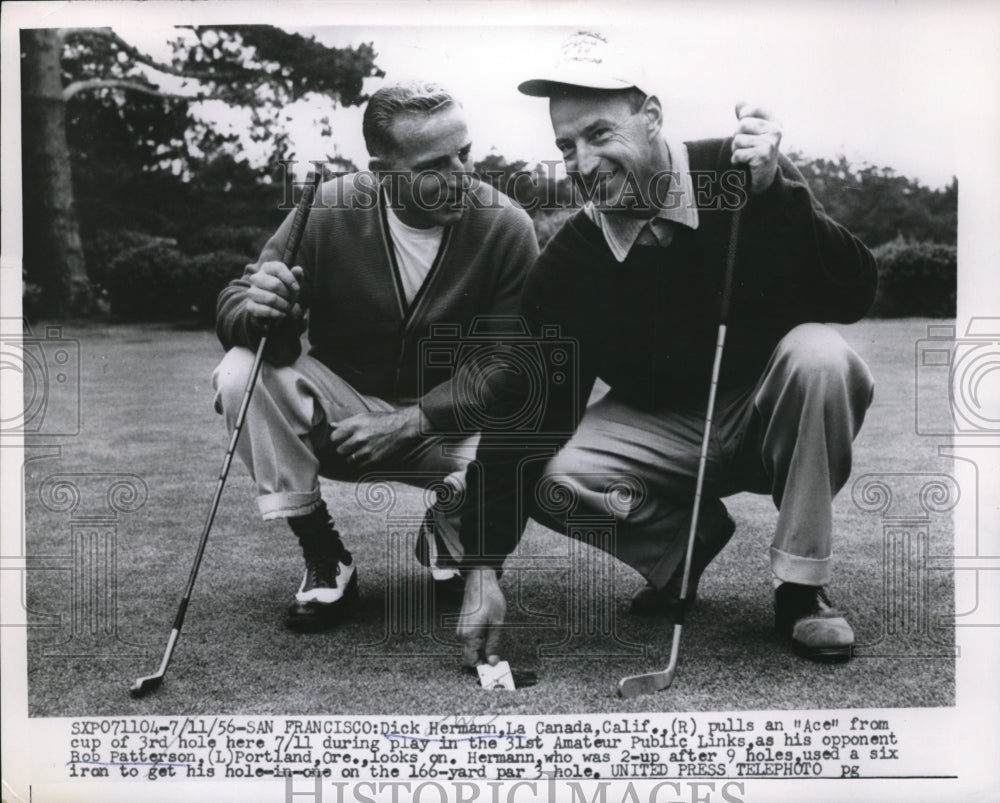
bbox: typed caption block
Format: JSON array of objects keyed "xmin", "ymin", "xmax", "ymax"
[{"xmin": 52, "ymin": 711, "xmax": 942, "ymax": 785}]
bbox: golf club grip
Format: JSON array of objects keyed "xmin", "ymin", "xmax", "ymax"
[
  {"xmin": 252, "ymin": 171, "xmax": 320, "ymax": 361},
  {"xmin": 224, "ymin": 171, "xmax": 320, "ymax": 484},
  {"xmin": 718, "ymin": 164, "xmax": 750, "ymax": 324},
  {"xmin": 281, "ymin": 172, "xmax": 320, "ymax": 267},
  {"xmin": 232, "ymin": 172, "xmax": 320, "ymax": 436}
]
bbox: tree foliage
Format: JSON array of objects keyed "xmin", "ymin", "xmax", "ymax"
[
  {"xmin": 477, "ymin": 150, "xmax": 957, "ymax": 255},
  {"xmin": 23, "ymin": 23, "xmax": 956, "ymax": 321},
  {"xmin": 787, "ymin": 152, "xmax": 957, "ymax": 248},
  {"xmin": 22, "ymin": 25, "xmax": 383, "ymax": 318}
]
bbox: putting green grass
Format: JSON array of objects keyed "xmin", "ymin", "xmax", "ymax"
[{"xmin": 23, "ymin": 319, "xmax": 955, "ymax": 716}]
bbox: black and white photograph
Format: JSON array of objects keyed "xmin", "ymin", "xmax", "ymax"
[{"xmin": 2, "ymin": 1, "xmax": 998, "ymax": 801}]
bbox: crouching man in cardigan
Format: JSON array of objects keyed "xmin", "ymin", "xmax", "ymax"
[
  {"xmin": 457, "ymin": 32, "xmax": 876, "ymax": 667},
  {"xmin": 213, "ymin": 81, "xmax": 538, "ymax": 631}
]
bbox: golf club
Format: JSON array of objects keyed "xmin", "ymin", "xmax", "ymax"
[
  {"xmin": 130, "ymin": 171, "xmax": 321, "ymax": 697},
  {"xmin": 618, "ymin": 165, "xmax": 748, "ymax": 698}
]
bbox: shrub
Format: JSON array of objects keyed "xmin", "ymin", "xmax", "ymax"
[
  {"xmin": 870, "ymin": 237, "xmax": 956, "ymax": 318},
  {"xmin": 187, "ymin": 250, "xmax": 251, "ymax": 325},
  {"xmin": 106, "ymin": 243, "xmax": 188, "ymax": 321},
  {"xmin": 84, "ymin": 229, "xmax": 172, "ymax": 291},
  {"xmin": 106, "ymin": 244, "xmax": 247, "ymax": 324}
]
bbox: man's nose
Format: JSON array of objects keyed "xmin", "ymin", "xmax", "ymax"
[
  {"xmin": 573, "ymin": 142, "xmax": 601, "ymax": 182},
  {"xmin": 446, "ymin": 155, "xmax": 471, "ymax": 175},
  {"xmin": 445, "ymin": 157, "xmax": 471, "ymax": 186}
]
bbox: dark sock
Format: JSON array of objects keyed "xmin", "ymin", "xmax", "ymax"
[{"xmin": 288, "ymin": 502, "xmax": 351, "ymax": 566}]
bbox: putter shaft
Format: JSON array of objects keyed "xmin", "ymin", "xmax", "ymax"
[
  {"xmin": 131, "ymin": 173, "xmax": 320, "ymax": 697},
  {"xmin": 616, "ymin": 167, "xmax": 747, "ymax": 698}
]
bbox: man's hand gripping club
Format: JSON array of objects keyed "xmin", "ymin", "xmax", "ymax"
[{"xmin": 244, "ymin": 260, "xmax": 305, "ymax": 329}]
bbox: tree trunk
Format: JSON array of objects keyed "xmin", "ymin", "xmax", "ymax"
[{"xmin": 21, "ymin": 28, "xmax": 93, "ymax": 317}]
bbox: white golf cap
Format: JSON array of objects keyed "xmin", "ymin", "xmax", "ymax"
[{"xmin": 518, "ymin": 30, "xmax": 647, "ymax": 97}]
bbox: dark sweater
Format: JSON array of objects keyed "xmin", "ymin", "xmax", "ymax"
[
  {"xmin": 459, "ymin": 138, "xmax": 878, "ymax": 568},
  {"xmin": 216, "ymin": 174, "xmax": 538, "ymax": 430}
]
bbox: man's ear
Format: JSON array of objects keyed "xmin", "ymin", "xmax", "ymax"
[{"xmin": 642, "ymin": 95, "xmax": 663, "ymax": 141}]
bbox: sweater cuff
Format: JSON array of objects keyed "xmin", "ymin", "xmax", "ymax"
[{"xmin": 419, "ymin": 383, "xmax": 459, "ymax": 433}]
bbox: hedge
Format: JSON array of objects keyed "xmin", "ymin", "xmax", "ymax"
[
  {"xmin": 870, "ymin": 237, "xmax": 956, "ymax": 317},
  {"xmin": 84, "ymin": 229, "xmax": 174, "ymax": 292},
  {"xmin": 96, "ymin": 232, "xmax": 957, "ymax": 324},
  {"xmin": 106, "ymin": 244, "xmax": 247, "ymax": 324},
  {"xmin": 188, "ymin": 250, "xmax": 252, "ymax": 325}
]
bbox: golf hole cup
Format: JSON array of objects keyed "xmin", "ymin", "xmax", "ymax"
[{"xmin": 477, "ymin": 660, "xmax": 516, "ymax": 690}]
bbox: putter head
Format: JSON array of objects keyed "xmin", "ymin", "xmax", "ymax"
[
  {"xmin": 130, "ymin": 674, "xmax": 164, "ymax": 698},
  {"xmin": 618, "ymin": 621, "xmax": 683, "ymax": 698},
  {"xmin": 617, "ymin": 667, "xmax": 676, "ymax": 698}
]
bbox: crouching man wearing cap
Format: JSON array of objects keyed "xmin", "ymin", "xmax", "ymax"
[{"xmin": 456, "ymin": 31, "xmax": 877, "ymax": 667}]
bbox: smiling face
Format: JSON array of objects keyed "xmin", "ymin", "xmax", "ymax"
[
  {"xmin": 549, "ymin": 89, "xmax": 666, "ymax": 217},
  {"xmin": 374, "ymin": 105, "xmax": 473, "ymax": 229}
]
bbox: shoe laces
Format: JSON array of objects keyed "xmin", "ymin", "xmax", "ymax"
[
  {"xmin": 811, "ymin": 587, "xmax": 845, "ymax": 618},
  {"xmin": 292, "ymin": 510, "xmax": 351, "ymax": 570},
  {"xmin": 779, "ymin": 583, "xmax": 846, "ymax": 621},
  {"xmin": 303, "ymin": 555, "xmax": 343, "ymax": 591}
]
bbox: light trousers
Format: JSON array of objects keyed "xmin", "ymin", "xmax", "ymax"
[
  {"xmin": 214, "ymin": 323, "xmax": 873, "ymax": 588},
  {"xmin": 212, "ymin": 349, "xmax": 477, "ymax": 558},
  {"xmin": 536, "ymin": 323, "xmax": 874, "ymax": 587}
]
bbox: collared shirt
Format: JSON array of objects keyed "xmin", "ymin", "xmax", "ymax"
[{"xmin": 584, "ymin": 137, "xmax": 700, "ymax": 262}]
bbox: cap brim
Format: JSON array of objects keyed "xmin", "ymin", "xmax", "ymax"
[{"xmin": 517, "ymin": 75, "xmax": 637, "ymax": 97}]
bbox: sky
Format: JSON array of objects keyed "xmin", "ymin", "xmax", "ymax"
[{"xmin": 111, "ymin": 2, "xmax": 1000, "ymax": 189}]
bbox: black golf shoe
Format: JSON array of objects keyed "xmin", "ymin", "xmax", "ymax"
[
  {"xmin": 286, "ymin": 502, "xmax": 357, "ymax": 631},
  {"xmin": 774, "ymin": 583, "xmax": 854, "ymax": 662},
  {"xmin": 630, "ymin": 510, "xmax": 736, "ymax": 617},
  {"xmin": 286, "ymin": 556, "xmax": 358, "ymax": 632}
]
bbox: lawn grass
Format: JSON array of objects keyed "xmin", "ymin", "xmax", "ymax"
[{"xmin": 23, "ymin": 319, "xmax": 956, "ymax": 716}]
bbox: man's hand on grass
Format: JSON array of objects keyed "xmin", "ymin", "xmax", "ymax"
[
  {"xmin": 457, "ymin": 567, "xmax": 506, "ymax": 668},
  {"xmin": 329, "ymin": 406, "xmax": 428, "ymax": 467}
]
